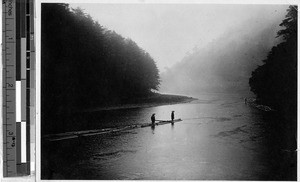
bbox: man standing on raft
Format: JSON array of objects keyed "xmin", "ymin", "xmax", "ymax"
[
  {"xmin": 171, "ymin": 111, "xmax": 175, "ymax": 122},
  {"xmin": 151, "ymin": 113, "xmax": 156, "ymax": 125}
]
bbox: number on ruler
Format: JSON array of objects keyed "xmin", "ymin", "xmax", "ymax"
[
  {"xmin": 11, "ymin": 137, "xmax": 15, "ymax": 147},
  {"xmin": 7, "ymin": 132, "xmax": 16, "ymax": 148},
  {"xmin": 7, "ymin": 83, "xmax": 13, "ymax": 87},
  {"xmin": 6, "ymin": 0, "xmax": 14, "ymax": 17}
]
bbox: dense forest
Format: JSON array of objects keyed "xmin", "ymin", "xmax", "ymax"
[
  {"xmin": 249, "ymin": 6, "xmax": 297, "ymax": 148},
  {"xmin": 42, "ymin": 4, "xmax": 160, "ymax": 134}
]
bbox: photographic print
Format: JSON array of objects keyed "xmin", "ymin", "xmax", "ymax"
[{"xmin": 41, "ymin": 2, "xmax": 297, "ymax": 180}]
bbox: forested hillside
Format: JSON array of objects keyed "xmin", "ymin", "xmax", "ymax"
[
  {"xmin": 42, "ymin": 4, "xmax": 160, "ymax": 133},
  {"xmin": 160, "ymin": 14, "xmax": 283, "ymax": 95},
  {"xmin": 249, "ymin": 5, "xmax": 297, "ymax": 144}
]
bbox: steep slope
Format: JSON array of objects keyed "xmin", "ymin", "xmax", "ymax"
[{"xmin": 160, "ymin": 17, "xmax": 283, "ymax": 95}]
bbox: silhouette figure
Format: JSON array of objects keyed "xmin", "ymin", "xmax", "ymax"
[
  {"xmin": 151, "ymin": 113, "xmax": 156, "ymax": 125},
  {"xmin": 171, "ymin": 111, "xmax": 175, "ymax": 121}
]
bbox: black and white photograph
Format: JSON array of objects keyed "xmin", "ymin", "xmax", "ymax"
[{"xmin": 40, "ymin": 2, "xmax": 297, "ymax": 180}]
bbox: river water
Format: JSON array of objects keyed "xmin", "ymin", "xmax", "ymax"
[{"xmin": 41, "ymin": 93, "xmax": 296, "ymax": 180}]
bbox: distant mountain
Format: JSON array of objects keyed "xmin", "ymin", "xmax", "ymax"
[{"xmin": 160, "ymin": 18, "xmax": 283, "ymax": 96}]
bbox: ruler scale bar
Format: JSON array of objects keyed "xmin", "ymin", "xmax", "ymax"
[
  {"xmin": 21, "ymin": 38, "xmax": 26, "ymax": 79},
  {"xmin": 3, "ymin": 0, "xmax": 17, "ymax": 177},
  {"xmin": 26, "ymin": 0, "xmax": 30, "ymax": 15},
  {"xmin": 16, "ymin": 0, "xmax": 20, "ymax": 80},
  {"xmin": 3, "ymin": 0, "xmax": 34, "ymax": 176},
  {"xmin": 16, "ymin": 81, "xmax": 21, "ymax": 123},
  {"xmin": 21, "ymin": 122, "xmax": 26, "ymax": 163},
  {"xmin": 20, "ymin": 0, "xmax": 25, "ymax": 38},
  {"xmin": 16, "ymin": 122, "xmax": 21, "ymax": 165},
  {"xmin": 26, "ymin": 0, "xmax": 32, "ymax": 174},
  {"xmin": 22, "ymin": 81, "xmax": 26, "ymax": 121}
]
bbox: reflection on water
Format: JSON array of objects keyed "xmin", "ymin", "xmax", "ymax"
[
  {"xmin": 151, "ymin": 125, "xmax": 155, "ymax": 134},
  {"xmin": 42, "ymin": 94, "xmax": 296, "ymax": 180}
]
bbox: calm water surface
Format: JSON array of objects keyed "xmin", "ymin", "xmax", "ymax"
[{"xmin": 42, "ymin": 94, "xmax": 295, "ymax": 180}]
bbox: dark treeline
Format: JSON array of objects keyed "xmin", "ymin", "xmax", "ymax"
[
  {"xmin": 42, "ymin": 4, "xmax": 160, "ymax": 134},
  {"xmin": 249, "ymin": 6, "xmax": 297, "ymax": 149}
]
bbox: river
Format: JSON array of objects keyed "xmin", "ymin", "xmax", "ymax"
[{"xmin": 41, "ymin": 93, "xmax": 296, "ymax": 180}]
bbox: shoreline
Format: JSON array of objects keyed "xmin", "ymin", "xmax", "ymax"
[
  {"xmin": 245, "ymin": 97, "xmax": 276, "ymax": 112},
  {"xmin": 83, "ymin": 94, "xmax": 197, "ymax": 112}
]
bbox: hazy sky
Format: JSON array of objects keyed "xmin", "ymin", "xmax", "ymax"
[{"xmin": 69, "ymin": 3, "xmax": 288, "ymax": 72}]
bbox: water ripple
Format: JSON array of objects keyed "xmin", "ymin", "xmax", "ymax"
[
  {"xmin": 213, "ymin": 125, "xmax": 248, "ymax": 138},
  {"xmin": 93, "ymin": 149, "xmax": 137, "ymax": 160}
]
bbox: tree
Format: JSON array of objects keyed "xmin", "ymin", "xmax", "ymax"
[
  {"xmin": 249, "ymin": 5, "xmax": 297, "ymax": 149},
  {"xmin": 249, "ymin": 5, "xmax": 297, "ymax": 109},
  {"xmin": 42, "ymin": 4, "xmax": 160, "ymax": 134}
]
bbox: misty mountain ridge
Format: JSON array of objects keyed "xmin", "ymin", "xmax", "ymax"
[{"xmin": 160, "ymin": 17, "xmax": 284, "ymax": 96}]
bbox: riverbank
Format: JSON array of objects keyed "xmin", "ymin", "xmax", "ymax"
[
  {"xmin": 244, "ymin": 97, "xmax": 275, "ymax": 112},
  {"xmin": 84, "ymin": 93, "xmax": 197, "ymax": 112}
]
